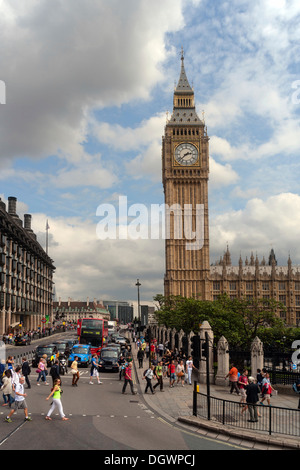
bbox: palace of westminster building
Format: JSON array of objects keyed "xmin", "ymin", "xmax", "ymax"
[{"xmin": 162, "ymin": 52, "xmax": 300, "ymax": 326}]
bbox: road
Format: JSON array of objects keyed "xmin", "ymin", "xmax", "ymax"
[{"xmin": 0, "ymin": 334, "xmax": 246, "ymax": 452}]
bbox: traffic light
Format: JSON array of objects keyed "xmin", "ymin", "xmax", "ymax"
[
  {"xmin": 191, "ymin": 335, "xmax": 200, "ymax": 368},
  {"xmin": 200, "ymin": 339, "xmax": 207, "ymax": 359}
]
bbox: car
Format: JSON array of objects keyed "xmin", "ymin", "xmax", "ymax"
[
  {"xmin": 53, "ymin": 341, "xmax": 71, "ymax": 357},
  {"xmin": 33, "ymin": 344, "xmax": 58, "ymax": 367},
  {"xmin": 68, "ymin": 344, "xmax": 92, "ymax": 368},
  {"xmin": 114, "ymin": 336, "xmax": 126, "ymax": 346},
  {"xmin": 98, "ymin": 347, "xmax": 120, "ymax": 372},
  {"xmin": 14, "ymin": 334, "xmax": 31, "ymax": 346},
  {"xmin": 66, "ymin": 338, "xmax": 78, "ymax": 349},
  {"xmin": 106, "ymin": 343, "xmax": 122, "ymax": 355}
]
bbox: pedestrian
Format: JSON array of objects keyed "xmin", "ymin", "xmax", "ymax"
[
  {"xmin": 90, "ymin": 354, "xmax": 102, "ymax": 385},
  {"xmin": 225, "ymin": 363, "xmax": 240, "ymax": 395},
  {"xmin": 50, "ymin": 360, "xmax": 61, "ymax": 386},
  {"xmin": 122, "ymin": 363, "xmax": 136, "ymax": 395},
  {"xmin": 5, "ymin": 377, "xmax": 32, "ymax": 423},
  {"xmin": 144, "ymin": 365, "xmax": 155, "ymax": 394},
  {"xmin": 137, "ymin": 347, "xmax": 144, "ymax": 369},
  {"xmin": 12, "ymin": 366, "xmax": 22, "ymax": 390},
  {"xmin": 153, "ymin": 361, "xmax": 164, "ymax": 392},
  {"xmin": 186, "ymin": 356, "xmax": 196, "ymax": 385},
  {"xmin": 12, "ymin": 365, "xmax": 22, "ymax": 390},
  {"xmin": 246, "ymin": 376, "xmax": 260, "ymax": 422},
  {"xmin": 71, "ymin": 356, "xmax": 80, "ymax": 386},
  {"xmin": 238, "ymin": 369, "xmax": 249, "ymax": 412},
  {"xmin": 176, "ymin": 360, "xmax": 185, "ymax": 386},
  {"xmin": 168, "ymin": 359, "xmax": 176, "ymax": 388},
  {"xmin": 45, "ymin": 378, "xmax": 69, "ymax": 421},
  {"xmin": 0, "ymin": 359, "xmax": 6, "ymax": 387},
  {"xmin": 256, "ymin": 368, "xmax": 263, "ymax": 392},
  {"xmin": 295, "ymin": 378, "xmax": 300, "ymax": 409},
  {"xmin": 158, "ymin": 343, "xmax": 164, "ymax": 357},
  {"xmin": 118, "ymin": 355, "xmax": 126, "ymax": 380},
  {"xmin": 6, "ymin": 356, "xmax": 14, "ymax": 371},
  {"xmin": 22, "ymin": 357, "xmax": 31, "ymax": 389},
  {"xmin": 1, "ymin": 370, "xmax": 14, "ymax": 407},
  {"xmin": 260, "ymin": 373, "xmax": 276, "ymax": 405},
  {"xmin": 36, "ymin": 358, "xmax": 49, "ymax": 385},
  {"xmin": 150, "ymin": 342, "xmax": 156, "ymax": 360}
]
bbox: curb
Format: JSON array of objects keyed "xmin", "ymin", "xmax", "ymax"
[{"xmin": 177, "ymin": 415, "xmax": 300, "ymax": 450}]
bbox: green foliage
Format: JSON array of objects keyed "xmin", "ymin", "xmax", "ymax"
[{"xmin": 153, "ymin": 293, "xmax": 287, "ymax": 349}]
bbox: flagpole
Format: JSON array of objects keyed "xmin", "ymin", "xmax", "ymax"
[{"xmin": 46, "ymin": 220, "xmax": 49, "ymax": 255}]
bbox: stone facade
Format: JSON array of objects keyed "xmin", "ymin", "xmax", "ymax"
[
  {"xmin": 0, "ymin": 197, "xmax": 55, "ymax": 334},
  {"xmin": 162, "ymin": 53, "xmax": 300, "ymax": 326},
  {"xmin": 210, "ymin": 248, "xmax": 300, "ymax": 325},
  {"xmin": 163, "ymin": 51, "xmax": 210, "ymax": 301},
  {"xmin": 53, "ymin": 298, "xmax": 110, "ymax": 324}
]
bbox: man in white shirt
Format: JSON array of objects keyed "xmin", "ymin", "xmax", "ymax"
[
  {"xmin": 158, "ymin": 343, "xmax": 164, "ymax": 357},
  {"xmin": 186, "ymin": 356, "xmax": 196, "ymax": 385},
  {"xmin": 143, "ymin": 365, "xmax": 155, "ymax": 394},
  {"xmin": 5, "ymin": 377, "xmax": 32, "ymax": 423}
]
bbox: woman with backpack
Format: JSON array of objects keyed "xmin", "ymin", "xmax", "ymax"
[{"xmin": 260, "ymin": 373, "xmax": 276, "ymax": 405}]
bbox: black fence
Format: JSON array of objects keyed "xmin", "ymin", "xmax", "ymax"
[
  {"xmin": 227, "ymin": 347, "xmax": 300, "ymax": 386},
  {"xmin": 193, "ymin": 383, "xmax": 300, "ymax": 438}
]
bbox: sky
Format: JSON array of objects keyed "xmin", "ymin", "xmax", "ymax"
[{"xmin": 0, "ymin": 0, "xmax": 300, "ymax": 309}]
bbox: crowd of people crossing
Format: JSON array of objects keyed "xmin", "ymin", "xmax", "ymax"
[{"xmin": 132, "ymin": 337, "xmax": 197, "ymax": 395}]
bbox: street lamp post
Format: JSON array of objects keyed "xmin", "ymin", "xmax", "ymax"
[{"xmin": 135, "ymin": 279, "xmax": 141, "ymax": 338}]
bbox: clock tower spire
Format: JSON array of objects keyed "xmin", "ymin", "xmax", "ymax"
[{"xmin": 162, "ymin": 52, "xmax": 210, "ymax": 300}]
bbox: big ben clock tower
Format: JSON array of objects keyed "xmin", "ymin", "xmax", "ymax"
[{"xmin": 162, "ymin": 50, "xmax": 210, "ymax": 300}]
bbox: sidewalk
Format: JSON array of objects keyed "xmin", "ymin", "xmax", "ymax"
[{"xmin": 131, "ymin": 344, "xmax": 300, "ymax": 450}]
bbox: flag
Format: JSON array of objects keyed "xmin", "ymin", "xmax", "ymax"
[{"xmin": 46, "ymin": 220, "xmax": 50, "ymax": 230}]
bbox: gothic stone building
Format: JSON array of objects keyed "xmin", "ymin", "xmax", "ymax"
[{"xmin": 162, "ymin": 53, "xmax": 300, "ymax": 326}]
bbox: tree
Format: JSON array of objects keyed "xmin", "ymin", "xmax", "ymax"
[{"xmin": 153, "ymin": 293, "xmax": 286, "ymax": 348}]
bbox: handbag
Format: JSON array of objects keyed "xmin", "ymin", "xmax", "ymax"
[{"xmin": 36, "ymin": 369, "xmax": 41, "ymax": 374}]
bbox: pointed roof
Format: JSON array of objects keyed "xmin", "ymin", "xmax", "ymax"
[
  {"xmin": 175, "ymin": 48, "xmax": 193, "ymax": 94},
  {"xmin": 169, "ymin": 49, "xmax": 203, "ymax": 126}
]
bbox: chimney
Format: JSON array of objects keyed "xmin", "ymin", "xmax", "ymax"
[
  {"xmin": 0, "ymin": 198, "xmax": 6, "ymax": 212},
  {"xmin": 87, "ymin": 297, "xmax": 89, "ymax": 306},
  {"xmin": 8, "ymin": 196, "xmax": 17, "ymax": 216},
  {"xmin": 24, "ymin": 214, "xmax": 32, "ymax": 231}
]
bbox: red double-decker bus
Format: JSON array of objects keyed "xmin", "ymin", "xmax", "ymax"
[{"xmin": 77, "ymin": 318, "xmax": 108, "ymax": 355}]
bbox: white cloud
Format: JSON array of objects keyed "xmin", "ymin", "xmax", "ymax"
[
  {"xmin": 210, "ymin": 192, "xmax": 300, "ymax": 264},
  {"xmin": 92, "ymin": 113, "xmax": 166, "ymax": 151},
  {"xmin": 31, "ymin": 212, "xmax": 164, "ymax": 301},
  {"xmin": 0, "ymin": 0, "xmax": 185, "ymax": 165},
  {"xmin": 209, "ymin": 158, "xmax": 239, "ymax": 188}
]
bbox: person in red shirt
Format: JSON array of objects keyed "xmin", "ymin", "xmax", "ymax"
[
  {"xmin": 150, "ymin": 342, "xmax": 156, "ymax": 360},
  {"xmin": 225, "ymin": 363, "xmax": 240, "ymax": 395},
  {"xmin": 238, "ymin": 369, "xmax": 249, "ymax": 412},
  {"xmin": 168, "ymin": 360, "xmax": 176, "ymax": 388},
  {"xmin": 121, "ymin": 363, "xmax": 136, "ymax": 395}
]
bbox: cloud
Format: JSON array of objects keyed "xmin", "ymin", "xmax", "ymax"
[
  {"xmin": 210, "ymin": 192, "xmax": 300, "ymax": 264},
  {"xmin": 0, "ymin": 0, "xmax": 185, "ymax": 165},
  {"xmin": 31, "ymin": 211, "xmax": 164, "ymax": 301}
]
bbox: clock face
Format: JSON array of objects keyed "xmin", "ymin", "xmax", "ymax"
[{"xmin": 174, "ymin": 143, "xmax": 198, "ymax": 166}]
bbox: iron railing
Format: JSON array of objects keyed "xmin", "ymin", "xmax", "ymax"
[{"xmin": 193, "ymin": 382, "xmax": 300, "ymax": 438}]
